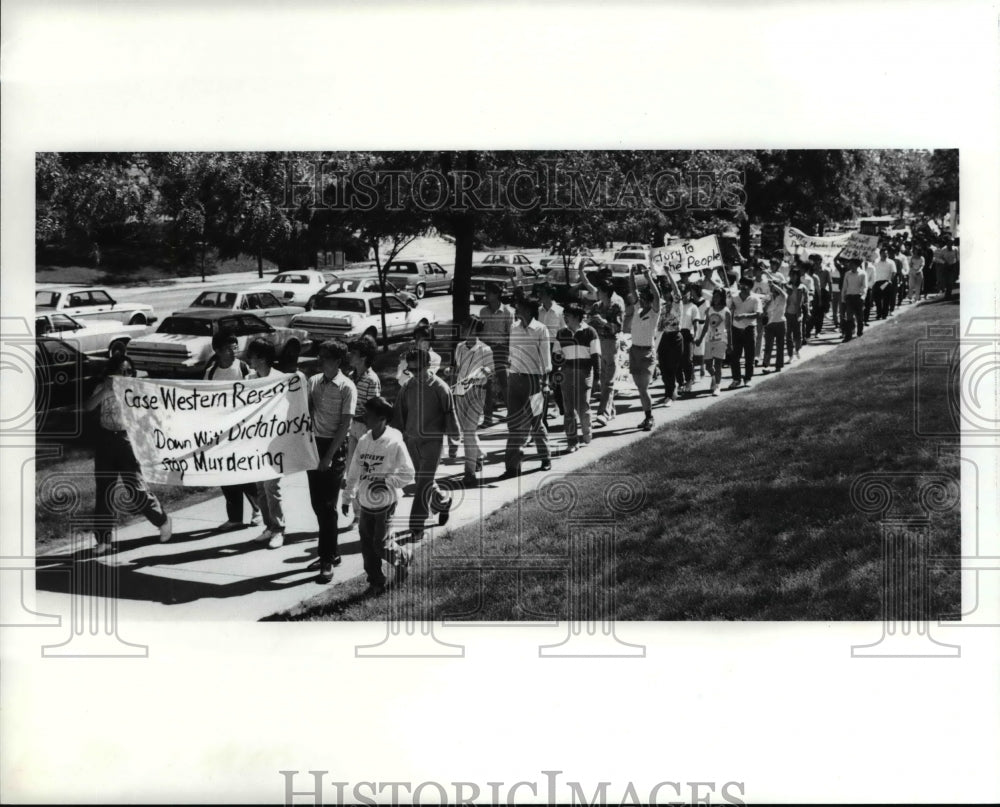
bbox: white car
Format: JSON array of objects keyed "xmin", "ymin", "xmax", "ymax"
[
  {"xmin": 35, "ymin": 287, "xmax": 158, "ymax": 326},
  {"xmin": 613, "ymin": 249, "xmax": 650, "ymax": 262},
  {"xmin": 480, "ymin": 252, "xmax": 534, "ymax": 267},
  {"xmin": 34, "ymin": 311, "xmax": 153, "ymax": 357},
  {"xmin": 182, "ymin": 288, "xmax": 305, "ymax": 327},
  {"xmin": 260, "ymin": 270, "xmax": 343, "ymax": 305},
  {"xmin": 290, "ymin": 292, "xmax": 435, "ymax": 346}
]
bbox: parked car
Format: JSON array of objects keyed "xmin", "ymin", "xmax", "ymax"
[
  {"xmin": 618, "ymin": 243, "xmax": 651, "ymax": 254},
  {"xmin": 35, "ymin": 336, "xmax": 108, "ymax": 414},
  {"xmin": 481, "ymin": 252, "xmax": 534, "ymax": 268},
  {"xmin": 602, "ymin": 261, "xmax": 650, "ymax": 298},
  {"xmin": 260, "ymin": 270, "xmax": 343, "ymax": 305},
  {"xmin": 537, "ymin": 257, "xmax": 604, "ymax": 303},
  {"xmin": 126, "ymin": 310, "xmax": 311, "ymax": 377},
  {"xmin": 469, "ymin": 263, "xmax": 542, "ymax": 303},
  {"xmin": 35, "ymin": 287, "xmax": 158, "ymax": 326},
  {"xmin": 382, "ymin": 260, "xmax": 452, "ymax": 299},
  {"xmin": 307, "ymin": 277, "xmax": 417, "ymax": 310},
  {"xmin": 291, "ymin": 293, "xmax": 435, "ymax": 346},
  {"xmin": 34, "ymin": 311, "xmax": 152, "ymax": 358},
  {"xmin": 613, "ymin": 248, "xmax": 650, "ymax": 262},
  {"xmin": 183, "ymin": 288, "xmax": 305, "ymax": 326}
]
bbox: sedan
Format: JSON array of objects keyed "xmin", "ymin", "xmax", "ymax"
[
  {"xmin": 306, "ymin": 277, "xmax": 417, "ymax": 309},
  {"xmin": 480, "ymin": 253, "xmax": 534, "ymax": 267},
  {"xmin": 127, "ymin": 310, "xmax": 311, "ymax": 377},
  {"xmin": 35, "ymin": 336, "xmax": 108, "ymax": 416},
  {"xmin": 35, "ymin": 311, "xmax": 153, "ymax": 358},
  {"xmin": 291, "ymin": 292, "xmax": 435, "ymax": 345},
  {"xmin": 183, "ymin": 288, "xmax": 305, "ymax": 326},
  {"xmin": 35, "ymin": 287, "xmax": 158, "ymax": 326},
  {"xmin": 260, "ymin": 270, "xmax": 343, "ymax": 305}
]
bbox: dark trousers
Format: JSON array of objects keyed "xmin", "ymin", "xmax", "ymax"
[
  {"xmin": 483, "ymin": 344, "xmax": 508, "ymax": 419},
  {"xmin": 762, "ymin": 321, "xmax": 785, "ymax": 370},
  {"xmin": 548, "ymin": 346, "xmax": 564, "ymax": 416},
  {"xmin": 221, "ymin": 484, "xmax": 258, "ymax": 523},
  {"xmin": 873, "ymin": 280, "xmax": 892, "ymax": 319},
  {"xmin": 680, "ymin": 328, "xmax": 695, "ymax": 385},
  {"xmin": 656, "ymin": 330, "xmax": 684, "ymax": 397},
  {"xmin": 843, "ymin": 294, "xmax": 864, "ymax": 339},
  {"xmin": 92, "ymin": 430, "xmax": 167, "ymax": 544},
  {"xmin": 358, "ymin": 502, "xmax": 405, "ymax": 587},
  {"xmin": 730, "ymin": 326, "xmax": 756, "ymax": 382},
  {"xmin": 864, "ymin": 289, "xmax": 874, "ymax": 323},
  {"xmin": 306, "ymin": 437, "xmax": 346, "ymax": 564},
  {"xmin": 785, "ymin": 314, "xmax": 802, "ymax": 357},
  {"xmin": 504, "ymin": 372, "xmax": 550, "ymax": 472},
  {"xmin": 405, "ymin": 436, "xmax": 447, "ymax": 534}
]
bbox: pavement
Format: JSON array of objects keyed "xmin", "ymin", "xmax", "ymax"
[{"xmin": 33, "ymin": 299, "xmax": 924, "ymax": 621}]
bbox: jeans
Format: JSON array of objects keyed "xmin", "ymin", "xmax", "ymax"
[
  {"xmin": 762, "ymin": 320, "xmax": 785, "ymax": 370},
  {"xmin": 561, "ymin": 364, "xmax": 593, "ymax": 446},
  {"xmin": 843, "ymin": 294, "xmax": 864, "ymax": 339},
  {"xmin": 504, "ymin": 372, "xmax": 550, "ymax": 472},
  {"xmin": 404, "ymin": 435, "xmax": 448, "ymax": 534},
  {"xmin": 454, "ymin": 386, "xmax": 486, "ymax": 475},
  {"xmin": 92, "ymin": 430, "xmax": 167, "ymax": 544},
  {"xmin": 255, "ymin": 478, "xmax": 284, "ymax": 532},
  {"xmin": 221, "ymin": 483, "xmax": 259, "ymax": 523},
  {"xmin": 730, "ymin": 326, "xmax": 756, "ymax": 382},
  {"xmin": 596, "ymin": 337, "xmax": 618, "ymax": 420},
  {"xmin": 785, "ymin": 313, "xmax": 802, "ymax": 357},
  {"xmin": 482, "ymin": 343, "xmax": 508, "ymax": 419},
  {"xmin": 873, "ymin": 280, "xmax": 892, "ymax": 319},
  {"xmin": 358, "ymin": 502, "xmax": 408, "ymax": 587},
  {"xmin": 306, "ymin": 436, "xmax": 347, "ymax": 564},
  {"xmin": 680, "ymin": 329, "xmax": 695, "ymax": 386},
  {"xmin": 656, "ymin": 330, "xmax": 684, "ymax": 397}
]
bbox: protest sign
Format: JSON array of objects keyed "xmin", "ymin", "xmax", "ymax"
[
  {"xmin": 651, "ymin": 235, "xmax": 724, "ymax": 276},
  {"xmin": 783, "ymin": 226, "xmax": 851, "ymax": 258},
  {"xmin": 112, "ymin": 372, "xmax": 319, "ymax": 486},
  {"xmin": 836, "ymin": 232, "xmax": 881, "ymax": 263}
]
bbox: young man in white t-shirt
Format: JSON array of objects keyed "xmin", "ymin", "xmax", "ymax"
[{"xmin": 342, "ymin": 396, "xmax": 416, "ymax": 595}]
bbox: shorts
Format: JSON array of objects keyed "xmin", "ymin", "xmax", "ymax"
[
  {"xmin": 629, "ymin": 344, "xmax": 655, "ymax": 374},
  {"xmin": 705, "ymin": 339, "xmax": 729, "ymax": 360}
]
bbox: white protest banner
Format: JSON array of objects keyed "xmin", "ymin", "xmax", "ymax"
[
  {"xmin": 651, "ymin": 234, "xmax": 724, "ymax": 276},
  {"xmin": 112, "ymin": 372, "xmax": 319, "ymax": 486},
  {"xmin": 836, "ymin": 232, "xmax": 881, "ymax": 263},
  {"xmin": 783, "ymin": 226, "xmax": 851, "ymax": 258}
]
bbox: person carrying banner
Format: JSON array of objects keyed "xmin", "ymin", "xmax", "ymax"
[
  {"xmin": 245, "ymin": 338, "xmax": 288, "ymax": 549},
  {"xmin": 307, "ymin": 339, "xmax": 357, "ymax": 583},
  {"xmin": 627, "ymin": 265, "xmax": 660, "ymax": 430},
  {"xmin": 342, "ymin": 396, "xmax": 416, "ymax": 595},
  {"xmin": 502, "ymin": 296, "xmax": 552, "ymax": 478},
  {"xmin": 451, "ymin": 316, "xmax": 493, "ymax": 486},
  {"xmin": 204, "ymin": 331, "xmax": 261, "ymax": 531},
  {"xmin": 84, "ymin": 355, "xmax": 172, "ymax": 554},
  {"xmin": 727, "ymin": 276, "xmax": 762, "ymax": 389},
  {"xmin": 761, "ymin": 272, "xmax": 788, "ymax": 373},
  {"xmin": 553, "ymin": 304, "xmax": 601, "ymax": 450},
  {"xmin": 393, "ymin": 348, "xmax": 459, "ymax": 538},
  {"xmin": 696, "ymin": 288, "xmax": 733, "ymax": 397},
  {"xmin": 479, "ymin": 283, "xmax": 513, "ymax": 428}
]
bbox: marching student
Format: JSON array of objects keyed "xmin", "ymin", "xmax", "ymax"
[
  {"xmin": 84, "ymin": 355, "xmax": 172, "ymax": 554},
  {"xmin": 307, "ymin": 339, "xmax": 357, "ymax": 583},
  {"xmin": 798, "ymin": 258, "xmax": 818, "ymax": 342},
  {"xmin": 502, "ymin": 296, "xmax": 552, "ymax": 478},
  {"xmin": 586, "ymin": 278, "xmax": 625, "ymax": 428},
  {"xmin": 785, "ymin": 268, "xmax": 809, "ymax": 360},
  {"xmin": 479, "ymin": 283, "xmax": 514, "ymax": 428},
  {"xmin": 627, "ymin": 265, "xmax": 660, "ymax": 430},
  {"xmin": 727, "ymin": 276, "xmax": 762, "ymax": 389},
  {"xmin": 809, "ymin": 254, "xmax": 831, "ymax": 335},
  {"xmin": 695, "ymin": 288, "xmax": 733, "ymax": 396},
  {"xmin": 536, "ymin": 282, "xmax": 566, "ymax": 423},
  {"xmin": 552, "ymin": 304, "xmax": 601, "ymax": 450},
  {"xmin": 829, "ymin": 255, "xmax": 844, "ymax": 332},
  {"xmin": 342, "ymin": 396, "xmax": 416, "ymax": 595},
  {"xmin": 396, "ymin": 324, "xmax": 441, "ymax": 385},
  {"xmin": 679, "ymin": 284, "xmax": 702, "ymax": 394},
  {"xmin": 841, "ymin": 259, "xmax": 869, "ymax": 341},
  {"xmin": 933, "ymin": 236, "xmax": 959, "ymax": 300},
  {"xmin": 451, "ymin": 315, "xmax": 494, "ymax": 486},
  {"xmin": 692, "ymin": 287, "xmax": 709, "ymax": 379},
  {"xmin": 393, "ymin": 347, "xmax": 460, "ymax": 538},
  {"xmin": 204, "ymin": 331, "xmax": 261, "ymax": 531},
  {"xmin": 346, "ymin": 335, "xmax": 382, "ymax": 523},
  {"xmin": 871, "ymin": 247, "xmax": 896, "ymax": 320},
  {"xmin": 761, "ymin": 272, "xmax": 788, "ymax": 373},
  {"xmin": 908, "ymin": 247, "xmax": 925, "ymax": 302},
  {"xmin": 244, "ymin": 338, "xmax": 287, "ymax": 549},
  {"xmin": 751, "ymin": 261, "xmax": 774, "ymax": 362},
  {"xmin": 654, "ymin": 269, "xmax": 686, "ymax": 405}
]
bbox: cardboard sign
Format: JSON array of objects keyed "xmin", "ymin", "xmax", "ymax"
[
  {"xmin": 651, "ymin": 235, "xmax": 724, "ymax": 276},
  {"xmin": 113, "ymin": 372, "xmax": 319, "ymax": 486},
  {"xmin": 836, "ymin": 233, "xmax": 881, "ymax": 263}
]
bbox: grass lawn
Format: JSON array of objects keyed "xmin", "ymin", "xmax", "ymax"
[{"xmin": 274, "ymin": 298, "xmax": 961, "ymax": 621}]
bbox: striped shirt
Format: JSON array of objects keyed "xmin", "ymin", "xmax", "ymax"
[
  {"xmin": 454, "ymin": 339, "xmax": 493, "ymax": 388},
  {"xmin": 508, "ymin": 318, "xmax": 551, "ymax": 375},
  {"xmin": 553, "ymin": 324, "xmax": 600, "ymax": 366},
  {"xmin": 353, "ymin": 367, "xmax": 381, "ymax": 420},
  {"xmin": 308, "ymin": 371, "xmax": 357, "ymax": 439}
]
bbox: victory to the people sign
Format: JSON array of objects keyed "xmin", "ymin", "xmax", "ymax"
[
  {"xmin": 111, "ymin": 372, "xmax": 319, "ymax": 486},
  {"xmin": 651, "ymin": 234, "xmax": 724, "ymax": 274}
]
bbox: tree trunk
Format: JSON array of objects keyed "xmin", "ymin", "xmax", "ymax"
[
  {"xmin": 257, "ymin": 248, "xmax": 264, "ymax": 279},
  {"xmin": 451, "ymin": 214, "xmax": 476, "ymax": 325}
]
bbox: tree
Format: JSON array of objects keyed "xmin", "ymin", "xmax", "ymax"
[{"xmin": 915, "ymin": 149, "xmax": 959, "ymax": 223}]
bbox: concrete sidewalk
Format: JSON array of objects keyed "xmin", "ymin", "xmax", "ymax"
[{"xmin": 34, "ymin": 302, "xmax": 919, "ymax": 621}]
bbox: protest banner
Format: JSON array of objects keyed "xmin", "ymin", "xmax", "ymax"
[
  {"xmin": 112, "ymin": 372, "xmax": 319, "ymax": 486},
  {"xmin": 836, "ymin": 232, "xmax": 881, "ymax": 263},
  {"xmin": 783, "ymin": 226, "xmax": 851, "ymax": 258},
  {"xmin": 651, "ymin": 235, "xmax": 724, "ymax": 276}
]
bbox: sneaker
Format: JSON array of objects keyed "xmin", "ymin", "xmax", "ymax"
[
  {"xmin": 593, "ymin": 416, "xmax": 607, "ymax": 428},
  {"xmin": 726, "ymin": 380, "xmax": 741, "ymax": 390},
  {"xmin": 249, "ymin": 510, "xmax": 262, "ymax": 527},
  {"xmin": 640, "ymin": 416, "xmax": 654, "ymax": 431},
  {"xmin": 267, "ymin": 532, "xmax": 285, "ymax": 550},
  {"xmin": 318, "ymin": 563, "xmax": 334, "ymax": 583},
  {"xmin": 255, "ymin": 528, "xmax": 276, "ymax": 542},
  {"xmin": 711, "ymin": 388, "xmax": 720, "ymax": 397},
  {"xmin": 565, "ymin": 444, "xmax": 579, "ymax": 454},
  {"xmin": 462, "ymin": 472, "xmax": 479, "ymax": 487},
  {"xmin": 218, "ymin": 520, "xmax": 241, "ymax": 531},
  {"xmin": 159, "ymin": 516, "xmax": 173, "ymax": 543},
  {"xmin": 664, "ymin": 398, "xmax": 673, "ymax": 407}
]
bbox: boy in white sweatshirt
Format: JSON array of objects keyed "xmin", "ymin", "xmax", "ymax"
[{"xmin": 343, "ymin": 396, "xmax": 416, "ymax": 593}]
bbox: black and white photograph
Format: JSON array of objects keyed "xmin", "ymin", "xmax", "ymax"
[{"xmin": 2, "ymin": 2, "xmax": 998, "ymax": 805}]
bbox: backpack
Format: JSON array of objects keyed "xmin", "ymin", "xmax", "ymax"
[{"xmin": 206, "ymin": 358, "xmax": 250, "ymax": 380}]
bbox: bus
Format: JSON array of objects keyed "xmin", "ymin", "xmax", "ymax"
[{"xmin": 859, "ymin": 216, "xmax": 909, "ymax": 237}]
